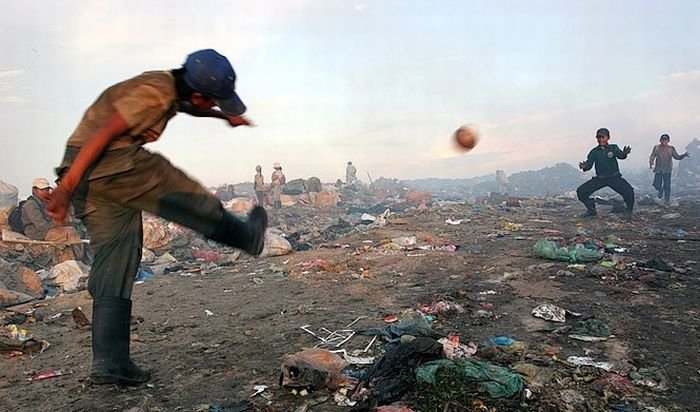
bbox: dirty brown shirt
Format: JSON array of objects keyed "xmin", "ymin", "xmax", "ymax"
[
  {"xmin": 271, "ymin": 170, "xmax": 285, "ymax": 187},
  {"xmin": 254, "ymin": 173, "xmax": 265, "ymax": 191},
  {"xmin": 649, "ymin": 144, "xmax": 686, "ymax": 174},
  {"xmin": 66, "ymin": 71, "xmax": 177, "ymax": 150},
  {"xmin": 59, "ymin": 71, "xmax": 179, "ymax": 179}
]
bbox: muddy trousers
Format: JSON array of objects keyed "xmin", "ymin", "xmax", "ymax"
[
  {"xmin": 652, "ymin": 173, "xmax": 671, "ymax": 202},
  {"xmin": 63, "ymin": 146, "xmax": 266, "ymax": 385},
  {"xmin": 67, "ymin": 146, "xmax": 265, "ymax": 299},
  {"xmin": 577, "ymin": 176, "xmax": 635, "ymax": 213}
]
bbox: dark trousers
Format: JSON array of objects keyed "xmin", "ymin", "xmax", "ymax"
[
  {"xmin": 256, "ymin": 191, "xmax": 265, "ymax": 206},
  {"xmin": 577, "ymin": 176, "xmax": 635, "ymax": 212},
  {"xmin": 652, "ymin": 173, "xmax": 671, "ymax": 202}
]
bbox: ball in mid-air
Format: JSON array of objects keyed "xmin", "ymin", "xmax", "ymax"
[{"xmin": 453, "ymin": 124, "xmax": 479, "ymax": 151}]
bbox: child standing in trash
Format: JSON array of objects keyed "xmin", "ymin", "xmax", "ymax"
[
  {"xmin": 577, "ymin": 127, "xmax": 635, "ymax": 220},
  {"xmin": 254, "ymin": 165, "xmax": 265, "ymax": 206},
  {"xmin": 46, "ymin": 49, "xmax": 268, "ymax": 386},
  {"xmin": 270, "ymin": 162, "xmax": 285, "ymax": 209},
  {"xmin": 649, "ymin": 133, "xmax": 689, "ymax": 204}
]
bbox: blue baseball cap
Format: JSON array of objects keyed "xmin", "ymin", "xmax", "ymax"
[{"xmin": 183, "ymin": 49, "xmax": 246, "ymax": 116}]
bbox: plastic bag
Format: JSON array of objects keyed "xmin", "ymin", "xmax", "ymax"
[
  {"xmin": 416, "ymin": 358, "xmax": 523, "ymax": 398},
  {"xmin": 533, "ymin": 239, "xmax": 601, "ymax": 263}
]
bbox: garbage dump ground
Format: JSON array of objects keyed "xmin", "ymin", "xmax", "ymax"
[{"xmin": 1, "ymin": 191, "xmax": 699, "ymax": 412}]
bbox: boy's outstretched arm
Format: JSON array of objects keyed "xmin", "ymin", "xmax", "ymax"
[
  {"xmin": 47, "ymin": 112, "xmax": 128, "ymax": 223},
  {"xmin": 178, "ymin": 101, "xmax": 252, "ymax": 127}
]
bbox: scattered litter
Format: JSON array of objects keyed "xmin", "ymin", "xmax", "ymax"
[
  {"xmin": 438, "ymin": 335, "xmax": 477, "ymax": 359},
  {"xmin": 533, "ymin": 239, "xmax": 602, "ymax": 263},
  {"xmin": 71, "ymin": 307, "xmax": 90, "ymax": 327},
  {"xmin": 250, "ymin": 385, "xmax": 267, "ymax": 397},
  {"xmin": 532, "ymin": 303, "xmax": 567, "ymax": 323},
  {"xmin": 333, "ymin": 391, "xmax": 357, "ymax": 406},
  {"xmin": 445, "ymin": 218, "xmax": 462, "ymax": 225},
  {"xmin": 566, "ymin": 356, "xmax": 613, "ymax": 371},
  {"xmin": 418, "ymin": 300, "xmax": 465, "ymax": 314},
  {"xmin": 280, "ymin": 348, "xmax": 352, "ymax": 390},
  {"xmin": 391, "ymin": 236, "xmax": 417, "ymax": 246},
  {"xmin": 27, "ymin": 369, "xmax": 74, "ymax": 381},
  {"xmin": 299, "ymin": 318, "xmax": 362, "ymax": 348},
  {"xmin": 482, "ymin": 336, "xmax": 515, "ymax": 346},
  {"xmin": 629, "ymin": 367, "xmax": 670, "ymax": 391},
  {"xmin": 417, "ymin": 357, "xmax": 523, "ymax": 398},
  {"xmin": 503, "ymin": 222, "xmax": 523, "ymax": 231},
  {"xmin": 360, "ymin": 213, "xmax": 376, "ymax": 222},
  {"xmin": 332, "ymin": 349, "xmax": 375, "ymax": 365}
]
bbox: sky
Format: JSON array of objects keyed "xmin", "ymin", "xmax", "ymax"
[{"xmin": 1, "ymin": 0, "xmax": 699, "ymax": 197}]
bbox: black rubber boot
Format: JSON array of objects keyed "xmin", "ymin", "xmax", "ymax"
[
  {"xmin": 91, "ymin": 297, "xmax": 151, "ymax": 385},
  {"xmin": 209, "ymin": 206, "xmax": 268, "ymax": 256}
]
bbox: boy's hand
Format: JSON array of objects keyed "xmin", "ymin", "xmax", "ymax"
[
  {"xmin": 578, "ymin": 161, "xmax": 587, "ymax": 170},
  {"xmin": 46, "ymin": 185, "xmax": 73, "ymax": 225},
  {"xmin": 227, "ymin": 115, "xmax": 253, "ymax": 128},
  {"xmin": 623, "ymin": 146, "xmax": 632, "ymax": 154}
]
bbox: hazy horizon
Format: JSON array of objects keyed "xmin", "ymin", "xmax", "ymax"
[{"xmin": 2, "ymin": 1, "xmax": 699, "ymax": 198}]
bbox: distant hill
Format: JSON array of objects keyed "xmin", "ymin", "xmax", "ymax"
[{"xmin": 405, "ymin": 162, "xmax": 586, "ymax": 199}]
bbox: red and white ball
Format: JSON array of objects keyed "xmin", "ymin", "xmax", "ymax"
[{"xmin": 453, "ymin": 124, "xmax": 479, "ymax": 151}]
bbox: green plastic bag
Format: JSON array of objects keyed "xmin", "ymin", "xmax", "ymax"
[
  {"xmin": 533, "ymin": 239, "xmax": 602, "ymax": 263},
  {"xmin": 416, "ymin": 358, "xmax": 523, "ymax": 399}
]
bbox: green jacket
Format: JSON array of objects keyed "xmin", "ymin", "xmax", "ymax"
[{"xmin": 581, "ymin": 144, "xmax": 627, "ymax": 178}]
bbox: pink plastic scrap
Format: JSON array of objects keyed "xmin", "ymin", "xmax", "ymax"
[{"xmin": 28, "ymin": 369, "xmax": 74, "ymax": 381}]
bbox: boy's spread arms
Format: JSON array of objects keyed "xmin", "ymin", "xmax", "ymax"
[
  {"xmin": 178, "ymin": 101, "xmax": 252, "ymax": 127},
  {"xmin": 47, "ymin": 112, "xmax": 129, "ymax": 223},
  {"xmin": 649, "ymin": 145, "xmax": 659, "ymax": 169},
  {"xmin": 671, "ymin": 146, "xmax": 689, "ymax": 160},
  {"xmin": 579, "ymin": 149, "xmax": 594, "ymax": 171},
  {"xmin": 614, "ymin": 144, "xmax": 632, "ymax": 159}
]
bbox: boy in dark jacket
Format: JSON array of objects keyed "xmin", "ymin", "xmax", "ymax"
[{"xmin": 577, "ymin": 128, "xmax": 635, "ymax": 220}]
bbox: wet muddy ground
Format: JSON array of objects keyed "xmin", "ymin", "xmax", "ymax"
[{"xmin": 1, "ymin": 199, "xmax": 698, "ymax": 411}]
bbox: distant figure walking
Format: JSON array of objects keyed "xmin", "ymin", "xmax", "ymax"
[
  {"xmin": 577, "ymin": 128, "xmax": 635, "ymax": 220},
  {"xmin": 254, "ymin": 165, "xmax": 265, "ymax": 206},
  {"xmin": 271, "ymin": 162, "xmax": 286, "ymax": 209},
  {"xmin": 345, "ymin": 161, "xmax": 357, "ymax": 185},
  {"xmin": 649, "ymin": 134, "xmax": 689, "ymax": 204}
]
